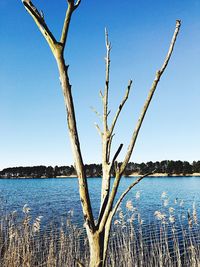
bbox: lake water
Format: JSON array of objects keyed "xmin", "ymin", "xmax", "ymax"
[{"xmin": 0, "ymin": 176, "xmax": 200, "ymax": 227}]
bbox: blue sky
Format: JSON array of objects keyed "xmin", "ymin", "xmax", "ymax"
[{"xmin": 0, "ymin": 0, "xmax": 200, "ymax": 170}]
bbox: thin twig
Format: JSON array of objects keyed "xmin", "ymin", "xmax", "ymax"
[
  {"xmin": 103, "ymin": 28, "xmax": 111, "ymax": 133},
  {"xmin": 109, "ymin": 80, "xmax": 132, "ymax": 137}
]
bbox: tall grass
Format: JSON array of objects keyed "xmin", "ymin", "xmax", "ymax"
[{"xmin": 0, "ymin": 193, "xmax": 200, "ymax": 267}]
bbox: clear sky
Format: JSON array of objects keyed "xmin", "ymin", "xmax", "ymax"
[{"xmin": 0, "ymin": 0, "xmax": 200, "ymax": 170}]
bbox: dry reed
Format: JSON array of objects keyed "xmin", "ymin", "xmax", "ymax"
[{"xmin": 0, "ymin": 194, "xmax": 200, "ymax": 267}]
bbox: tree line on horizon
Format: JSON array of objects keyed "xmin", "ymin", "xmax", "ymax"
[{"xmin": 1, "ymin": 160, "xmax": 200, "ymax": 178}]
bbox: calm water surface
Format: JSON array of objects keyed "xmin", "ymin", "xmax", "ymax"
[{"xmin": 0, "ymin": 177, "xmax": 200, "ymax": 226}]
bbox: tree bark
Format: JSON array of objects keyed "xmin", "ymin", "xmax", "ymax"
[
  {"xmin": 55, "ymin": 53, "xmax": 95, "ymax": 231},
  {"xmin": 87, "ymin": 231, "xmax": 104, "ymax": 267},
  {"xmin": 87, "ymin": 216, "xmax": 112, "ymax": 267}
]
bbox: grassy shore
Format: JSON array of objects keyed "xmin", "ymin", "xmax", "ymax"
[{"xmin": 0, "ymin": 193, "xmax": 200, "ymax": 266}]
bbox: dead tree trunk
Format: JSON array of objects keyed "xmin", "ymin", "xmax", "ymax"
[
  {"xmin": 21, "ymin": 1, "xmax": 181, "ymax": 266},
  {"xmin": 86, "ymin": 215, "xmax": 112, "ymax": 267}
]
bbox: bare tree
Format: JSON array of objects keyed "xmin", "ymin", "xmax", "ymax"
[{"xmin": 21, "ymin": 1, "xmax": 181, "ymax": 266}]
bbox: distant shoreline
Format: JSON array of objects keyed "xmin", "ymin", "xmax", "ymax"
[
  {"xmin": 1, "ymin": 173, "xmax": 200, "ymax": 179},
  {"xmin": 127, "ymin": 172, "xmax": 200, "ymax": 177},
  {"xmin": 1, "ymin": 161, "xmax": 200, "ymax": 179},
  {"xmin": 0, "ymin": 175, "xmax": 78, "ymax": 179}
]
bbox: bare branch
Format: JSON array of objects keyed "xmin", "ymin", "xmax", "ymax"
[
  {"xmin": 111, "ymin": 144, "xmax": 123, "ymax": 166},
  {"xmin": 22, "ymin": 1, "xmax": 96, "ymax": 233},
  {"xmin": 106, "ymin": 80, "xmax": 132, "ymax": 166},
  {"xmin": 60, "ymin": 0, "xmax": 81, "ymax": 48},
  {"xmin": 22, "ymin": 0, "xmax": 41, "ymax": 17},
  {"xmin": 98, "ymin": 21, "xmax": 180, "ymax": 230},
  {"xmin": 60, "ymin": 4, "xmax": 73, "ymax": 48},
  {"xmin": 120, "ymin": 20, "xmax": 181, "ymax": 175},
  {"xmin": 105, "ymin": 28, "xmax": 111, "ymax": 49},
  {"xmin": 114, "ymin": 161, "xmax": 120, "ymax": 173},
  {"xmin": 100, "ymin": 29, "xmax": 112, "ymax": 208},
  {"xmin": 107, "ymin": 134, "xmax": 115, "ymax": 161},
  {"xmin": 57, "ymin": 61, "xmax": 95, "ymax": 231},
  {"xmin": 67, "ymin": 0, "xmax": 81, "ymax": 9},
  {"xmin": 22, "ymin": 0, "xmax": 57, "ymax": 55},
  {"xmin": 111, "ymin": 173, "xmax": 150, "ymax": 217},
  {"xmin": 103, "ymin": 28, "xmax": 111, "ymax": 133},
  {"xmin": 99, "ymin": 172, "xmax": 150, "ymax": 231},
  {"xmin": 109, "ymin": 80, "xmax": 132, "ymax": 137},
  {"xmin": 160, "ymin": 20, "xmax": 181, "ymax": 74},
  {"xmin": 22, "ymin": 1, "xmax": 95, "ymax": 233},
  {"xmin": 99, "ymin": 20, "xmax": 181, "ymax": 231}
]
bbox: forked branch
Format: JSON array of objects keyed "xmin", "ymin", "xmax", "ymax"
[
  {"xmin": 60, "ymin": 0, "xmax": 81, "ymax": 48},
  {"xmin": 99, "ymin": 20, "xmax": 181, "ymax": 231},
  {"xmin": 22, "ymin": 0, "xmax": 57, "ymax": 54},
  {"xmin": 22, "ymin": 0, "xmax": 95, "ymax": 232}
]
